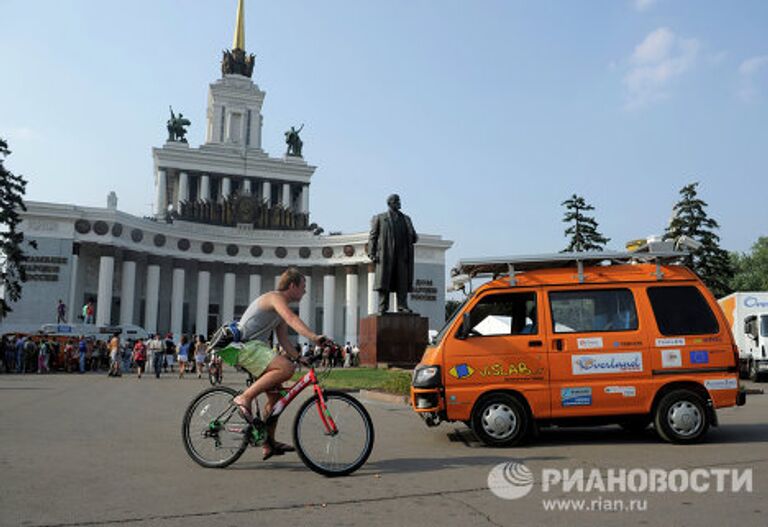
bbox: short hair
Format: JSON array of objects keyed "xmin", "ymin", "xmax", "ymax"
[{"xmin": 277, "ymin": 267, "xmax": 304, "ymax": 291}]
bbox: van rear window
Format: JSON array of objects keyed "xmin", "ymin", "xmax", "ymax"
[
  {"xmin": 647, "ymin": 286, "xmax": 718, "ymax": 335},
  {"xmin": 549, "ymin": 289, "xmax": 638, "ymax": 333}
]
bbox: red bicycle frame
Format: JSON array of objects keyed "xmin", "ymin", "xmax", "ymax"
[{"xmin": 264, "ymin": 367, "xmax": 338, "ymax": 434}]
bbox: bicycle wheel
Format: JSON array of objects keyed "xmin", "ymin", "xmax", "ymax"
[
  {"xmin": 182, "ymin": 386, "xmax": 249, "ymax": 468},
  {"xmin": 293, "ymin": 390, "xmax": 374, "ymax": 477}
]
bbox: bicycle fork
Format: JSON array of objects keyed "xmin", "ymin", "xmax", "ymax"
[{"xmin": 313, "ymin": 385, "xmax": 339, "ymax": 436}]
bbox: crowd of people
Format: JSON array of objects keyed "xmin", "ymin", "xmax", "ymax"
[{"xmin": 0, "ymin": 332, "xmax": 362, "ymax": 378}]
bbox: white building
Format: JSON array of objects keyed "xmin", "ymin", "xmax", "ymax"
[{"xmin": 1, "ymin": 1, "xmax": 452, "ymax": 343}]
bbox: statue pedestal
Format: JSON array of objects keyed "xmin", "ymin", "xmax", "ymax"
[{"xmin": 359, "ymin": 313, "xmax": 428, "ymax": 368}]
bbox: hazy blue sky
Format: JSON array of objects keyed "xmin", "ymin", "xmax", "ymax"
[{"xmin": 1, "ymin": 0, "xmax": 766, "ymax": 270}]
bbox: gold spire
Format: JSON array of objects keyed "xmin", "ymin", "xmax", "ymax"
[{"xmin": 232, "ymin": 0, "xmax": 246, "ymax": 51}]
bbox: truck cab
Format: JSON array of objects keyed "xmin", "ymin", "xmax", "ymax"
[{"xmin": 411, "ymin": 248, "xmax": 745, "ymax": 446}]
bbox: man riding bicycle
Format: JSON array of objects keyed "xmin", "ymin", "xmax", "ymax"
[{"xmin": 211, "ymin": 267, "xmax": 327, "ymax": 460}]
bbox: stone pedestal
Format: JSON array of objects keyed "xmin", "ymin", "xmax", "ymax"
[{"xmin": 359, "ymin": 313, "xmax": 428, "ymax": 368}]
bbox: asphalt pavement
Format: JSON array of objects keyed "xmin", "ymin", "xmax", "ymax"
[{"xmin": 0, "ymin": 370, "xmax": 766, "ymax": 527}]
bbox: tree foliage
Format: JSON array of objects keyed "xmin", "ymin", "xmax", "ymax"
[
  {"xmin": 730, "ymin": 237, "xmax": 768, "ymax": 291},
  {"xmin": 561, "ymin": 194, "xmax": 610, "ymax": 252},
  {"xmin": 0, "ymin": 137, "xmax": 36, "ymax": 319},
  {"xmin": 664, "ymin": 182, "xmax": 733, "ymax": 298}
]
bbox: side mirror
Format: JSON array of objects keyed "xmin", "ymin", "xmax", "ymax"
[{"xmin": 457, "ymin": 313, "xmax": 471, "ymax": 340}]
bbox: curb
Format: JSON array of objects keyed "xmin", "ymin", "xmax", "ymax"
[{"xmin": 359, "ymin": 389, "xmax": 409, "ymax": 406}]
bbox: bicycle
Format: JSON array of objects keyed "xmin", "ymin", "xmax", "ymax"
[
  {"xmin": 207, "ymin": 351, "xmax": 223, "ymax": 385},
  {"xmin": 181, "ymin": 344, "xmax": 374, "ymax": 477}
]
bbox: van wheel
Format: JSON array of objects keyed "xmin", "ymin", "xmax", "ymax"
[
  {"xmin": 654, "ymin": 389, "xmax": 709, "ymax": 444},
  {"xmin": 471, "ymin": 393, "xmax": 529, "ymax": 447}
]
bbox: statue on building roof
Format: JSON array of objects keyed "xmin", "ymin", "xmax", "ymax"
[
  {"xmin": 285, "ymin": 124, "xmax": 304, "ymax": 157},
  {"xmin": 166, "ymin": 106, "xmax": 191, "ymax": 143}
]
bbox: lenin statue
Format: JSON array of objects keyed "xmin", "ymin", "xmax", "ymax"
[{"xmin": 368, "ymin": 194, "xmax": 418, "ymax": 314}]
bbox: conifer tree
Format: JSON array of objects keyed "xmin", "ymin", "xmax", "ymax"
[
  {"xmin": 664, "ymin": 182, "xmax": 733, "ymax": 297},
  {"xmin": 561, "ymin": 194, "xmax": 610, "ymax": 252},
  {"xmin": 0, "ymin": 137, "xmax": 36, "ymax": 319}
]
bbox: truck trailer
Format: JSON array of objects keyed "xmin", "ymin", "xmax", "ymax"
[{"xmin": 718, "ymin": 292, "xmax": 768, "ymax": 381}]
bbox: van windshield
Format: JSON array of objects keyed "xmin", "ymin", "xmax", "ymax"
[
  {"xmin": 434, "ymin": 298, "xmax": 468, "ymax": 345},
  {"xmin": 761, "ymin": 315, "xmax": 768, "ymax": 338}
]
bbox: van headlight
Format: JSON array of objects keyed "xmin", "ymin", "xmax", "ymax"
[{"xmin": 412, "ymin": 365, "xmax": 441, "ymax": 388}]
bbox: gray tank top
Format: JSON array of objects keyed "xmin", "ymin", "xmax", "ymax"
[{"xmin": 238, "ymin": 298, "xmax": 283, "ymax": 343}]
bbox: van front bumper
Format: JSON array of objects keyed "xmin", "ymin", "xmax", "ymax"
[{"xmin": 410, "ymin": 387, "xmax": 444, "ymax": 413}]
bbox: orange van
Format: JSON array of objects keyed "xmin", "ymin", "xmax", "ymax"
[{"xmin": 411, "ymin": 250, "xmax": 746, "ymax": 445}]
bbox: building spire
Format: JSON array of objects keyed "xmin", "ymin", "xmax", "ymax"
[{"xmin": 232, "ymin": 0, "xmax": 246, "ymax": 51}]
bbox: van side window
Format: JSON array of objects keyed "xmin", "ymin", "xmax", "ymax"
[
  {"xmin": 647, "ymin": 286, "xmax": 719, "ymax": 335},
  {"xmin": 467, "ymin": 292, "xmax": 537, "ymax": 337},
  {"xmin": 550, "ymin": 289, "xmax": 638, "ymax": 333}
]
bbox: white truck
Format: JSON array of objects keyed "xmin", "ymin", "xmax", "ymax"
[{"xmin": 718, "ymin": 292, "xmax": 768, "ymax": 381}]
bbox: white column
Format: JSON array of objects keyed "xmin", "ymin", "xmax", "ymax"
[
  {"xmin": 249, "ymin": 273, "xmax": 261, "ymax": 302},
  {"xmin": 200, "ymin": 174, "xmax": 211, "ymax": 201},
  {"xmin": 144, "ymin": 264, "xmax": 160, "ymax": 334},
  {"xmin": 222, "ymin": 271, "xmax": 236, "ymax": 323},
  {"xmin": 262, "ymin": 181, "xmax": 271, "ymax": 205},
  {"xmin": 243, "ymin": 178, "xmax": 252, "ymax": 195},
  {"xmin": 301, "ymin": 185, "xmax": 310, "ymax": 214},
  {"xmin": 171, "ymin": 267, "xmax": 185, "ymax": 337},
  {"xmin": 95, "ymin": 255, "xmax": 114, "ymax": 326},
  {"xmin": 196, "ymin": 270, "xmax": 210, "ymax": 337},
  {"xmin": 367, "ymin": 265, "xmax": 377, "ymax": 315},
  {"xmin": 119, "ymin": 260, "xmax": 136, "ymax": 326},
  {"xmin": 177, "ymin": 171, "xmax": 189, "ymax": 209},
  {"xmin": 390, "ymin": 292, "xmax": 398, "ymax": 313},
  {"xmin": 155, "ymin": 168, "xmax": 167, "ymax": 216},
  {"xmin": 299, "ymin": 274, "xmax": 312, "ymax": 344},
  {"xmin": 222, "ymin": 177, "xmax": 231, "ymax": 200},
  {"xmin": 67, "ymin": 247, "xmax": 79, "ymax": 323},
  {"xmin": 323, "ymin": 271, "xmax": 336, "ymax": 339},
  {"xmin": 282, "ymin": 183, "xmax": 291, "ymax": 208},
  {"xmin": 345, "ymin": 269, "xmax": 359, "ymax": 345}
]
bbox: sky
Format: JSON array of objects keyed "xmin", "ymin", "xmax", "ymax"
[{"xmin": 1, "ymin": 0, "xmax": 767, "ymax": 276}]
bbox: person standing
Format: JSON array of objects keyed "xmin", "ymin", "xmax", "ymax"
[
  {"xmin": 367, "ymin": 194, "xmax": 418, "ymax": 314},
  {"xmin": 108, "ymin": 333, "xmax": 121, "ymax": 377},
  {"xmin": 177, "ymin": 335, "xmax": 190, "ymax": 379},
  {"xmin": 148, "ymin": 334, "xmax": 165, "ymax": 379},
  {"xmin": 164, "ymin": 333, "xmax": 176, "ymax": 373},
  {"xmin": 4, "ymin": 335, "xmax": 15, "ymax": 373},
  {"xmin": 37, "ymin": 340, "xmax": 49, "ymax": 374},
  {"xmin": 351, "ymin": 343, "xmax": 360, "ymax": 367},
  {"xmin": 84, "ymin": 300, "xmax": 95, "ymax": 324},
  {"xmin": 56, "ymin": 300, "xmax": 67, "ymax": 324}
]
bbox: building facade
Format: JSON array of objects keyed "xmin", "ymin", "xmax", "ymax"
[{"xmin": 1, "ymin": 2, "xmax": 452, "ymax": 343}]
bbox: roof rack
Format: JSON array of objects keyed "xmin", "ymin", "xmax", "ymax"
[{"xmin": 449, "ymin": 246, "xmax": 690, "ymax": 292}]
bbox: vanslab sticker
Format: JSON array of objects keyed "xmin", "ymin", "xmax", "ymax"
[
  {"xmin": 661, "ymin": 349, "xmax": 682, "ymax": 368},
  {"xmin": 705, "ymin": 378, "xmax": 737, "ymax": 390},
  {"xmin": 656, "ymin": 337, "xmax": 685, "ymax": 347},
  {"xmin": 572, "ymin": 352, "xmax": 643, "ymax": 375},
  {"xmin": 604, "ymin": 386, "xmax": 637, "ymax": 397},
  {"xmin": 448, "ymin": 363, "xmax": 475, "ymax": 379},
  {"xmin": 561, "ymin": 387, "xmax": 593, "ymax": 407}
]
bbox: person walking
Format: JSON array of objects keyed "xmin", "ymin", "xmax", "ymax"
[
  {"xmin": 132, "ymin": 339, "xmax": 147, "ymax": 379},
  {"xmin": 194, "ymin": 335, "xmax": 206, "ymax": 379},
  {"xmin": 37, "ymin": 340, "xmax": 49, "ymax": 374},
  {"xmin": 148, "ymin": 334, "xmax": 165, "ymax": 379},
  {"xmin": 177, "ymin": 335, "xmax": 190, "ymax": 379},
  {"xmin": 108, "ymin": 333, "xmax": 121, "ymax": 377},
  {"xmin": 15, "ymin": 335, "xmax": 25, "ymax": 373},
  {"xmin": 56, "ymin": 300, "xmax": 67, "ymax": 323},
  {"xmin": 164, "ymin": 333, "xmax": 176, "ymax": 373}
]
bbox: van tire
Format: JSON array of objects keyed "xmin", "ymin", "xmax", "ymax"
[
  {"xmin": 471, "ymin": 393, "xmax": 529, "ymax": 447},
  {"xmin": 654, "ymin": 389, "xmax": 709, "ymax": 444}
]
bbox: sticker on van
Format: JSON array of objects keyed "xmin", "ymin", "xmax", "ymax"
[
  {"xmin": 661, "ymin": 349, "xmax": 682, "ymax": 368},
  {"xmin": 704, "ymin": 378, "xmax": 737, "ymax": 390},
  {"xmin": 690, "ymin": 350, "xmax": 710, "ymax": 364},
  {"xmin": 604, "ymin": 386, "xmax": 637, "ymax": 397},
  {"xmin": 577, "ymin": 337, "xmax": 604, "ymax": 350},
  {"xmin": 572, "ymin": 353, "xmax": 643, "ymax": 375},
  {"xmin": 656, "ymin": 338, "xmax": 686, "ymax": 347},
  {"xmin": 561, "ymin": 387, "xmax": 592, "ymax": 406},
  {"xmin": 448, "ymin": 364, "xmax": 475, "ymax": 380}
]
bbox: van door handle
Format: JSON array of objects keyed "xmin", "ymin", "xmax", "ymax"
[
  {"xmin": 553, "ymin": 339, "xmax": 563, "ymax": 351},
  {"xmin": 528, "ymin": 340, "xmax": 543, "ymax": 348}
]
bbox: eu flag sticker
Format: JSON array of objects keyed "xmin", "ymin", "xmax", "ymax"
[{"xmin": 690, "ymin": 350, "xmax": 710, "ymax": 364}]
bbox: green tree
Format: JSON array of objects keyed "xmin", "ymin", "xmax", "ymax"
[
  {"xmin": 561, "ymin": 194, "xmax": 610, "ymax": 252},
  {"xmin": 664, "ymin": 182, "xmax": 733, "ymax": 298},
  {"xmin": 0, "ymin": 137, "xmax": 36, "ymax": 319},
  {"xmin": 731, "ymin": 237, "xmax": 768, "ymax": 291},
  {"xmin": 445, "ymin": 299, "xmax": 462, "ymax": 321}
]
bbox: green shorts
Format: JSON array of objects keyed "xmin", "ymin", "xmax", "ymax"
[{"xmin": 218, "ymin": 340, "xmax": 277, "ymax": 377}]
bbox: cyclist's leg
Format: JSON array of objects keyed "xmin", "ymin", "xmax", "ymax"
[{"xmin": 232, "ymin": 355, "xmax": 293, "ymax": 417}]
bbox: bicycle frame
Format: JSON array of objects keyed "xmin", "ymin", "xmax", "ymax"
[{"xmin": 264, "ymin": 367, "xmax": 338, "ymax": 435}]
